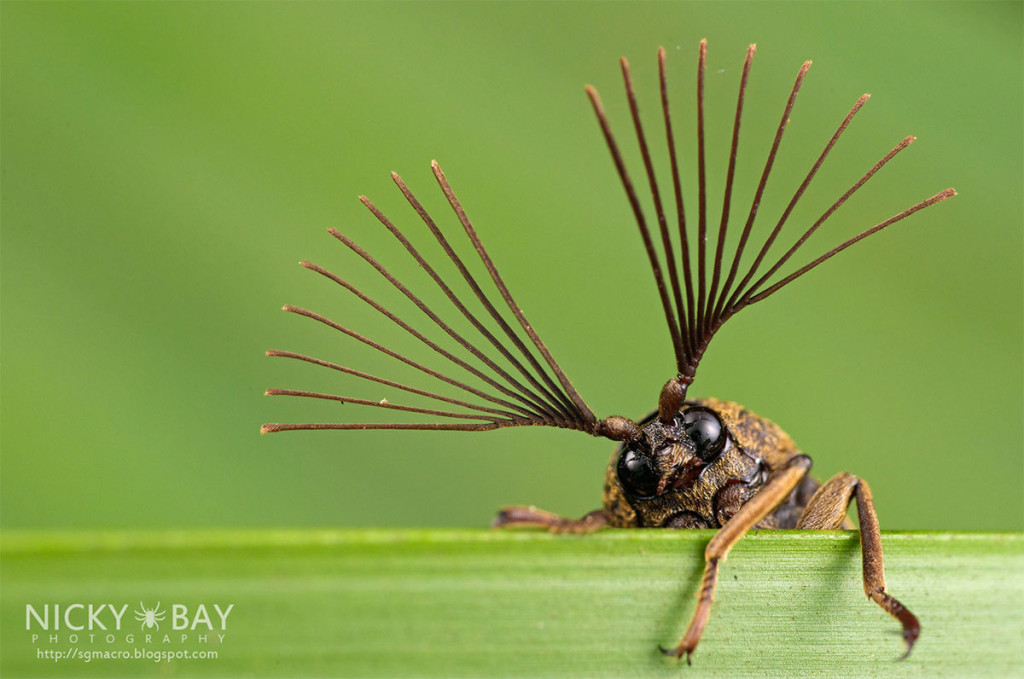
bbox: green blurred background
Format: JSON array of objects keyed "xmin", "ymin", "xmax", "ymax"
[{"xmin": 3, "ymin": 1, "xmax": 1021, "ymax": 532}]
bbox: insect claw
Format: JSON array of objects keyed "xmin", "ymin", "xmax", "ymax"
[
  {"xmin": 870, "ymin": 588, "xmax": 919, "ymax": 660},
  {"xmin": 658, "ymin": 644, "xmax": 686, "ymax": 662},
  {"xmin": 490, "ymin": 509, "xmax": 514, "ymax": 528},
  {"xmin": 660, "ymin": 639, "xmax": 700, "ymax": 665},
  {"xmin": 897, "ymin": 628, "xmax": 919, "ymax": 661}
]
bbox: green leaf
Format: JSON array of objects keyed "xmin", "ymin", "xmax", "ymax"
[{"xmin": 2, "ymin": 530, "xmax": 1021, "ymax": 677}]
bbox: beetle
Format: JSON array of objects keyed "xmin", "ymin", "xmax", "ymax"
[{"xmin": 262, "ymin": 40, "xmax": 954, "ymax": 663}]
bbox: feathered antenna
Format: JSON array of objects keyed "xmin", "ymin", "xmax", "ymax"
[
  {"xmin": 263, "ymin": 161, "xmax": 640, "ymax": 442},
  {"xmin": 263, "ymin": 41, "xmax": 954, "ymax": 440},
  {"xmin": 585, "ymin": 40, "xmax": 955, "ymax": 422}
]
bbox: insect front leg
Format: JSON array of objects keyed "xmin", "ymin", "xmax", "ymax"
[
  {"xmin": 492, "ymin": 506, "xmax": 609, "ymax": 534},
  {"xmin": 662, "ymin": 454, "xmax": 813, "ymax": 664},
  {"xmin": 796, "ymin": 472, "xmax": 920, "ymax": 659}
]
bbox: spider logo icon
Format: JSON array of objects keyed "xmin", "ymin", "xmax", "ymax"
[{"xmin": 134, "ymin": 602, "xmax": 166, "ymax": 630}]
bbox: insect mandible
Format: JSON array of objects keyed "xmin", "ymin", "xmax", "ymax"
[{"xmin": 262, "ymin": 41, "xmax": 955, "ymax": 663}]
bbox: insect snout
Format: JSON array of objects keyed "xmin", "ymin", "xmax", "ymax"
[{"xmin": 654, "ymin": 442, "xmax": 701, "ymax": 496}]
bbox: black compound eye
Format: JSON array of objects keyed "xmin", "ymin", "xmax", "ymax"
[
  {"xmin": 616, "ymin": 446, "xmax": 659, "ymax": 498},
  {"xmin": 681, "ymin": 408, "xmax": 726, "ymax": 462}
]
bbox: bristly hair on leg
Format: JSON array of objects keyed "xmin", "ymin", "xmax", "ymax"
[
  {"xmin": 584, "ymin": 39, "xmax": 955, "ymax": 422},
  {"xmin": 263, "ymin": 40, "xmax": 954, "ymax": 439}
]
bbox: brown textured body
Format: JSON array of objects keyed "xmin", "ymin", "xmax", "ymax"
[
  {"xmin": 267, "ymin": 40, "xmax": 945, "ymax": 665},
  {"xmin": 602, "ymin": 398, "xmax": 820, "ymax": 529},
  {"xmin": 496, "ymin": 396, "xmax": 910, "ymax": 662}
]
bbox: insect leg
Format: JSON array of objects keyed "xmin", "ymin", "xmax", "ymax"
[
  {"xmin": 796, "ymin": 473, "xmax": 920, "ymax": 659},
  {"xmin": 662, "ymin": 454, "xmax": 812, "ymax": 664},
  {"xmin": 491, "ymin": 506, "xmax": 609, "ymax": 534}
]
